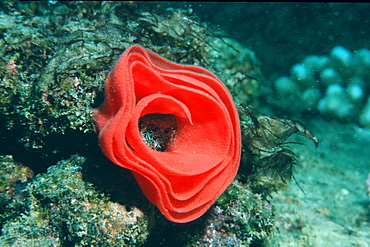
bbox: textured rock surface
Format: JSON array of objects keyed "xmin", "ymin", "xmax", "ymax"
[{"xmin": 0, "ymin": 155, "xmax": 151, "ymax": 246}]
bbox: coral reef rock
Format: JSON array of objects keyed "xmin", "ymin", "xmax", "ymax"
[{"xmin": 0, "ymin": 155, "xmax": 151, "ymax": 247}]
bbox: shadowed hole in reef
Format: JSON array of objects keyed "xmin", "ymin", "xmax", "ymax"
[
  {"xmin": 0, "ymin": 127, "xmax": 100, "ymax": 174},
  {"xmin": 0, "ymin": 116, "xmax": 150, "ymax": 210},
  {"xmin": 139, "ymin": 113, "xmax": 178, "ymax": 152}
]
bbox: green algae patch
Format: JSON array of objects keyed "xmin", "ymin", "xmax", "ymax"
[{"xmin": 0, "ymin": 2, "xmax": 260, "ymax": 150}]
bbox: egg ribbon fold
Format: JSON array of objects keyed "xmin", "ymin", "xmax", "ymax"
[{"xmin": 94, "ymin": 45, "xmax": 241, "ymax": 223}]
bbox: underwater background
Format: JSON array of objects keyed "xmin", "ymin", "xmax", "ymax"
[{"xmin": 0, "ymin": 1, "xmax": 369, "ymax": 246}]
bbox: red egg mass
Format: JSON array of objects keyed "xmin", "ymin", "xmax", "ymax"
[{"xmin": 93, "ymin": 45, "xmax": 241, "ymax": 223}]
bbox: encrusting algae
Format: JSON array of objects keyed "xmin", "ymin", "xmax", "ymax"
[{"xmin": 0, "ymin": 155, "xmax": 151, "ymax": 246}]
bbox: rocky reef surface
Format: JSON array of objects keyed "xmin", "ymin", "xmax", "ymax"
[{"xmin": 0, "ymin": 155, "xmax": 151, "ymax": 246}]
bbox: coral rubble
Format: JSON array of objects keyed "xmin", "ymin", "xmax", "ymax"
[{"xmin": 272, "ymin": 46, "xmax": 370, "ymax": 128}]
